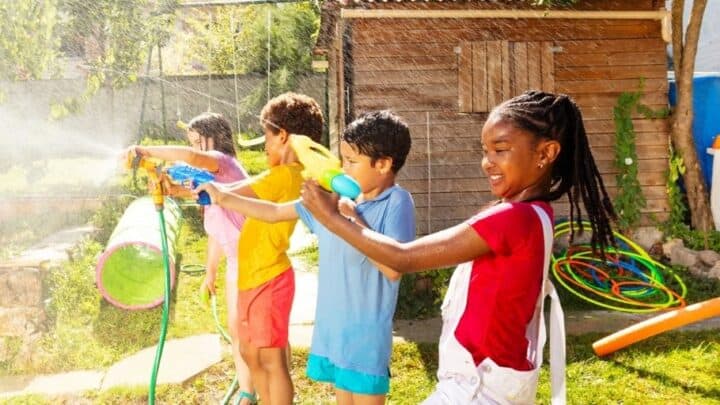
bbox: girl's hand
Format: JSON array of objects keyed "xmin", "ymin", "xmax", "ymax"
[
  {"xmin": 301, "ymin": 180, "xmax": 341, "ymax": 223},
  {"xmin": 338, "ymin": 197, "xmax": 358, "ymax": 221},
  {"xmin": 193, "ymin": 181, "xmax": 222, "ymax": 205},
  {"xmin": 124, "ymin": 145, "xmax": 147, "ymax": 162},
  {"xmin": 202, "ymin": 272, "xmax": 217, "ymax": 296}
]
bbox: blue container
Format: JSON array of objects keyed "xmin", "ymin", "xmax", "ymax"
[{"xmin": 669, "ymin": 73, "xmax": 720, "ymax": 188}]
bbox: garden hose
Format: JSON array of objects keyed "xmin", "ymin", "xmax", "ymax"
[
  {"xmin": 551, "ymin": 220, "xmax": 687, "ymax": 313},
  {"xmin": 148, "ymin": 206, "xmax": 172, "ymax": 405}
]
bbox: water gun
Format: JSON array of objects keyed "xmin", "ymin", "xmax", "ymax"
[
  {"xmin": 127, "ymin": 154, "xmax": 166, "ymax": 209},
  {"xmin": 290, "ymin": 135, "xmax": 361, "ymax": 200},
  {"xmin": 165, "ymin": 163, "xmax": 214, "ymax": 206}
]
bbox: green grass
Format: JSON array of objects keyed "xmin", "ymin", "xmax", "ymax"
[
  {"xmin": 236, "ymin": 149, "xmax": 268, "ymax": 176},
  {"xmin": 3, "ymin": 331, "xmax": 720, "ymax": 404}
]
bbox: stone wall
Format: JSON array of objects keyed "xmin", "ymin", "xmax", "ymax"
[{"xmin": 0, "ymin": 265, "xmax": 46, "ymax": 366}]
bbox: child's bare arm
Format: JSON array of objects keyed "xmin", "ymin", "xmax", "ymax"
[
  {"xmin": 132, "ymin": 145, "xmax": 221, "ymax": 172},
  {"xmin": 194, "ymin": 182, "xmax": 298, "ymax": 223},
  {"xmin": 302, "ymin": 181, "xmax": 491, "ymax": 273}
]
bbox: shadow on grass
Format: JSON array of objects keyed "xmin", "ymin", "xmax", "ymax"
[{"xmin": 611, "ymin": 360, "xmax": 720, "ymax": 402}]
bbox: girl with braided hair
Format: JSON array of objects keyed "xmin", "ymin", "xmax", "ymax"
[{"xmin": 300, "ymin": 90, "xmax": 616, "ymax": 404}]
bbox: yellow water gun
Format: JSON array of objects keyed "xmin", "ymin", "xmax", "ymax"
[
  {"xmin": 290, "ymin": 135, "xmax": 361, "ymax": 200},
  {"xmin": 126, "ymin": 153, "xmax": 166, "ymax": 209}
]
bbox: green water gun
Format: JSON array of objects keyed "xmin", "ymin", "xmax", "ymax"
[{"xmin": 290, "ymin": 135, "xmax": 361, "ymax": 200}]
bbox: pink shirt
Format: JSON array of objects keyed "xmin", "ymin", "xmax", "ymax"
[
  {"xmin": 203, "ymin": 152, "xmax": 248, "ymax": 262},
  {"xmin": 454, "ymin": 201, "xmax": 553, "ymax": 371}
]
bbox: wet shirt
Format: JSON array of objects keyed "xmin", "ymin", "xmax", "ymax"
[
  {"xmin": 295, "ymin": 185, "xmax": 416, "ymax": 376},
  {"xmin": 238, "ymin": 163, "xmax": 303, "ymax": 290},
  {"xmin": 203, "ymin": 151, "xmax": 248, "ymax": 261},
  {"xmin": 455, "ymin": 201, "xmax": 553, "ymax": 371}
]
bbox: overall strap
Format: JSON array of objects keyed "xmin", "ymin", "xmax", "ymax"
[{"xmin": 531, "ymin": 205, "xmax": 566, "ymax": 405}]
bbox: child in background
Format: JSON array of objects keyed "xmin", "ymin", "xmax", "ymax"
[
  {"xmin": 301, "ymin": 91, "xmax": 617, "ymax": 404},
  {"xmin": 196, "ymin": 110, "xmax": 415, "ymax": 405},
  {"xmin": 128, "ymin": 112, "xmax": 256, "ymax": 404},
  {"xmin": 200, "ymin": 92, "xmax": 324, "ymax": 405}
]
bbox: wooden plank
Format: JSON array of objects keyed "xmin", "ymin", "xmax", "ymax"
[
  {"xmin": 472, "ymin": 41, "xmax": 488, "ymax": 112},
  {"xmin": 579, "ymin": 104, "xmax": 668, "ymax": 120},
  {"xmin": 512, "ymin": 41, "xmax": 529, "ymax": 96},
  {"xmin": 354, "ymin": 43, "xmax": 456, "ymax": 58},
  {"xmin": 554, "ymin": 198, "xmax": 669, "ymax": 213},
  {"xmin": 573, "ymin": 91, "xmax": 667, "ymax": 106},
  {"xmin": 355, "ymin": 83, "xmax": 457, "ymax": 99},
  {"xmin": 416, "ymin": 205, "xmax": 486, "ymax": 221},
  {"xmin": 555, "ymin": 78, "xmax": 667, "ymax": 94},
  {"xmin": 527, "ymin": 42, "xmax": 543, "ymax": 91},
  {"xmin": 354, "ymin": 69, "xmax": 457, "ymax": 86},
  {"xmin": 399, "ymin": 177, "xmax": 488, "ymax": 193},
  {"xmin": 354, "ymin": 96, "xmax": 457, "ymax": 112},
  {"xmin": 556, "ymin": 38, "xmax": 665, "ymax": 54},
  {"xmin": 590, "ymin": 132, "xmax": 669, "ymax": 147},
  {"xmin": 555, "ymin": 51, "xmax": 667, "ymax": 67},
  {"xmin": 594, "ymin": 158, "xmax": 666, "ymax": 173},
  {"xmin": 402, "ymin": 163, "xmax": 484, "ymax": 180},
  {"xmin": 413, "ymin": 191, "xmax": 494, "ymax": 208},
  {"xmin": 589, "ymin": 145, "xmax": 668, "ymax": 161},
  {"xmin": 408, "ymin": 150, "xmax": 486, "ymax": 165},
  {"xmin": 354, "ymin": 56, "xmax": 457, "ymax": 72},
  {"xmin": 487, "ymin": 41, "xmax": 504, "ymax": 108},
  {"xmin": 458, "ymin": 41, "xmax": 473, "ymax": 113},
  {"xmin": 501, "ymin": 40, "xmax": 511, "ymax": 100},
  {"xmin": 541, "ymin": 41, "xmax": 555, "ymax": 92},
  {"xmin": 554, "ymin": 64, "xmax": 667, "ymax": 81},
  {"xmin": 584, "ymin": 118, "xmax": 669, "ymax": 133},
  {"xmin": 406, "ymin": 133, "xmax": 482, "ymax": 150},
  {"xmin": 400, "ymin": 111, "xmax": 488, "ymax": 125},
  {"xmin": 351, "ymin": 21, "xmax": 662, "ymax": 44}
]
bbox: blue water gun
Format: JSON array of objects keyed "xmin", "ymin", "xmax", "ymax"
[{"xmin": 166, "ymin": 163, "xmax": 214, "ymax": 205}]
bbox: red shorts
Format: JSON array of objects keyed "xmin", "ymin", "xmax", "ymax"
[{"xmin": 237, "ymin": 268, "xmax": 295, "ymax": 348}]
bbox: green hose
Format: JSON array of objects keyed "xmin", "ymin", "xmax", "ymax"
[{"xmin": 149, "ymin": 206, "xmax": 172, "ymax": 405}]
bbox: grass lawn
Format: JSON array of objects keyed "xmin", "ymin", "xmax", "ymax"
[
  {"xmin": 3, "ymin": 330, "xmax": 719, "ymax": 404},
  {"xmin": 3, "ymin": 148, "xmax": 720, "ymax": 403}
]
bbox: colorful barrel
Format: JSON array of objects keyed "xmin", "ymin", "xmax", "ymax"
[{"xmin": 95, "ymin": 196, "xmax": 182, "ymax": 310}]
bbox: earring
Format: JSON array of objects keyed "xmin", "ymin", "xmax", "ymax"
[{"xmin": 538, "ymin": 162, "xmax": 544, "ymax": 169}]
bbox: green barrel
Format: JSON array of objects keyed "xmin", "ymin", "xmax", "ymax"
[{"xmin": 95, "ymin": 196, "xmax": 182, "ymax": 310}]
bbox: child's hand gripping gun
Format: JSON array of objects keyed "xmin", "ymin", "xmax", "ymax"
[
  {"xmin": 127, "ymin": 154, "xmax": 166, "ymax": 209},
  {"xmin": 165, "ymin": 163, "xmax": 214, "ymax": 206},
  {"xmin": 290, "ymin": 135, "xmax": 361, "ymax": 200}
]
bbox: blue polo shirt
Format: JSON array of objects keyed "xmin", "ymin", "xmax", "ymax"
[{"xmin": 295, "ymin": 185, "xmax": 416, "ymax": 377}]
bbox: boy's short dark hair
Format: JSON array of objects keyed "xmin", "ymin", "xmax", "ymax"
[
  {"xmin": 342, "ymin": 110, "xmax": 411, "ymax": 173},
  {"xmin": 260, "ymin": 92, "xmax": 324, "ymax": 142}
]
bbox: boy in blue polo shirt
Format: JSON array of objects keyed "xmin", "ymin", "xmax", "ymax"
[{"xmin": 197, "ymin": 110, "xmax": 415, "ymax": 403}]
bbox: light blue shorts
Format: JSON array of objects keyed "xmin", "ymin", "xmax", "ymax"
[{"xmin": 306, "ymin": 353, "xmax": 390, "ymax": 395}]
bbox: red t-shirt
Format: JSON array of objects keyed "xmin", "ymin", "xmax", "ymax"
[{"xmin": 454, "ymin": 201, "xmax": 553, "ymax": 371}]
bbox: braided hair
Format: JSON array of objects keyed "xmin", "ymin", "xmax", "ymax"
[{"xmin": 491, "ymin": 90, "xmax": 616, "ymax": 256}]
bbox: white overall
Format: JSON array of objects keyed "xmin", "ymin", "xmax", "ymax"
[{"xmin": 423, "ymin": 205, "xmax": 566, "ymax": 405}]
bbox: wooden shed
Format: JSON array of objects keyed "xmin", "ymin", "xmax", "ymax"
[{"xmin": 314, "ymin": 0, "xmax": 671, "ymax": 234}]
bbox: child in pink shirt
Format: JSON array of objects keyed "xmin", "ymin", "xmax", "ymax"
[{"xmin": 129, "ymin": 112, "xmax": 256, "ymax": 404}]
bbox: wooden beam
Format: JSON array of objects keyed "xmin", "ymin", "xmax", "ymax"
[{"xmin": 341, "ymin": 9, "xmax": 671, "ymax": 42}]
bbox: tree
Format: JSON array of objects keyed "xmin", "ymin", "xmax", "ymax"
[
  {"xmin": 50, "ymin": 0, "xmax": 177, "ymax": 119},
  {"xmin": 184, "ymin": 3, "xmax": 320, "ymax": 126},
  {"xmin": 670, "ymin": 0, "xmax": 711, "ymax": 231},
  {"xmin": 0, "ymin": 0, "xmax": 61, "ymax": 101}
]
